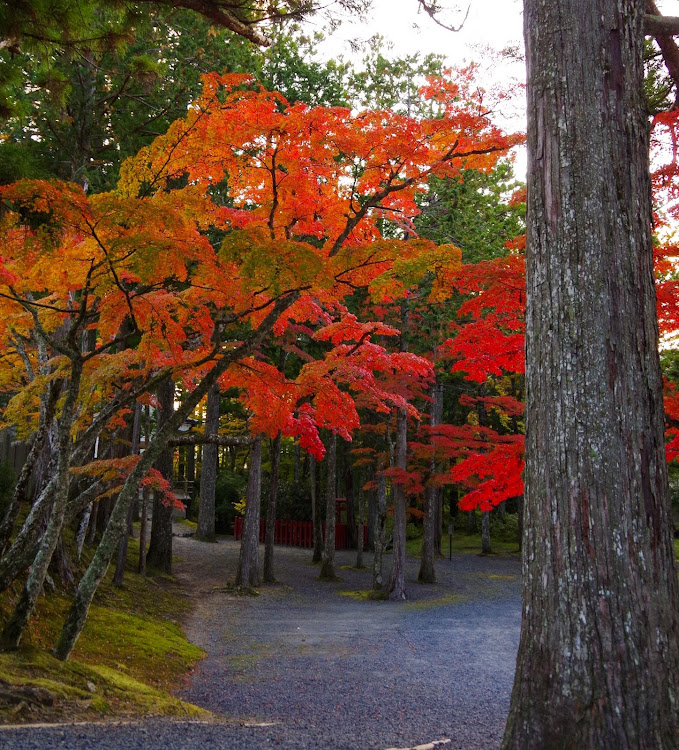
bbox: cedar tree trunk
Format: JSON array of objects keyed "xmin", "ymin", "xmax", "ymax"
[
  {"xmin": 419, "ymin": 379, "xmax": 442, "ymax": 583},
  {"xmin": 263, "ymin": 431, "xmax": 281, "ymax": 583},
  {"xmin": 310, "ymin": 453, "xmax": 323, "ymax": 563},
  {"xmin": 235, "ymin": 436, "xmax": 262, "ymax": 588},
  {"xmin": 503, "ymin": 1, "xmax": 679, "ymax": 746},
  {"xmin": 146, "ymin": 379, "xmax": 175, "ymax": 573},
  {"xmin": 372, "ymin": 471, "xmax": 387, "ymax": 590},
  {"xmin": 319, "ymin": 432, "xmax": 338, "ymax": 580},
  {"xmin": 196, "ymin": 382, "xmax": 220, "ymax": 542},
  {"xmin": 386, "ymin": 407, "xmax": 408, "ymax": 600}
]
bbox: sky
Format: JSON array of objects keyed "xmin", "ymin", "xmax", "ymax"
[{"xmin": 311, "ymin": 0, "xmax": 679, "ymax": 181}]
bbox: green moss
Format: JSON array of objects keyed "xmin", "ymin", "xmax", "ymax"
[
  {"xmin": 338, "ymin": 589, "xmax": 372, "ymax": 601},
  {"xmin": 404, "ymin": 593, "xmax": 468, "ymax": 611},
  {"xmin": 0, "ymin": 532, "xmax": 207, "ymax": 724}
]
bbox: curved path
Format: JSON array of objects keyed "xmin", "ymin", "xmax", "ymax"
[{"xmin": 1, "ymin": 532, "xmax": 521, "ymax": 749}]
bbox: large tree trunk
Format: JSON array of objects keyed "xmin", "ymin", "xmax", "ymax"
[
  {"xmin": 196, "ymin": 382, "xmax": 220, "ymax": 543},
  {"xmin": 235, "ymin": 436, "xmax": 262, "ymax": 589},
  {"xmin": 146, "ymin": 380, "xmax": 174, "ymax": 574},
  {"xmin": 319, "ymin": 433, "xmax": 338, "ymax": 580},
  {"xmin": 263, "ymin": 432, "xmax": 281, "ymax": 583},
  {"xmin": 503, "ymin": 1, "xmax": 679, "ymax": 746},
  {"xmin": 310, "ymin": 453, "xmax": 323, "ymax": 563}
]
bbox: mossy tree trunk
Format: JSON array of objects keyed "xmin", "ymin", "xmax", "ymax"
[
  {"xmin": 1, "ymin": 359, "xmax": 82, "ymax": 650},
  {"xmin": 502, "ymin": 1, "xmax": 679, "ymax": 746}
]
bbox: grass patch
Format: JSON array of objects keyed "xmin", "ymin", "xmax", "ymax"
[
  {"xmin": 0, "ymin": 531, "xmax": 207, "ymax": 724},
  {"xmin": 404, "ymin": 593, "xmax": 468, "ymax": 611},
  {"xmin": 338, "ymin": 589, "xmax": 388, "ymax": 601},
  {"xmin": 178, "ymin": 519, "xmax": 197, "ymax": 531},
  {"xmin": 406, "ymin": 533, "xmax": 520, "ymax": 558},
  {"xmin": 338, "ymin": 589, "xmax": 372, "ymax": 601}
]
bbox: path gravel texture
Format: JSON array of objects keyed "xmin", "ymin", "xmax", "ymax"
[{"xmin": 1, "ymin": 531, "xmax": 521, "ymax": 750}]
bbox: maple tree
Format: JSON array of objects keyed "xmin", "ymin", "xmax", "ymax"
[{"xmin": 0, "ymin": 69, "xmax": 519, "ymax": 654}]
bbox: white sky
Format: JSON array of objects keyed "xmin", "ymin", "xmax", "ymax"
[{"xmin": 312, "ymin": 0, "xmax": 679, "ymax": 180}]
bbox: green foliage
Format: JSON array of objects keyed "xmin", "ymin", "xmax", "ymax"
[
  {"xmin": 416, "ymin": 161, "xmax": 525, "ymax": 263},
  {"xmin": 262, "ymin": 477, "xmax": 311, "ymax": 521},
  {"xmin": 215, "ymin": 470, "xmax": 247, "ymax": 533}
]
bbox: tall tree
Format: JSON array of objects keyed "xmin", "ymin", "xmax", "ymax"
[
  {"xmin": 196, "ymin": 383, "xmax": 220, "ymax": 542},
  {"xmin": 502, "ymin": 1, "xmax": 679, "ymax": 747},
  {"xmin": 146, "ymin": 380, "xmax": 175, "ymax": 574}
]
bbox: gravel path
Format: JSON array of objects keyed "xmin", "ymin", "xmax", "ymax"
[{"xmin": 1, "ymin": 532, "xmax": 521, "ymax": 749}]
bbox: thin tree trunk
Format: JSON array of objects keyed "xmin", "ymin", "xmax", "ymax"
[
  {"xmin": 310, "ymin": 453, "xmax": 322, "ymax": 563},
  {"xmin": 419, "ymin": 378, "xmax": 441, "ymax": 583},
  {"xmin": 503, "ymin": 2, "xmax": 679, "ymax": 745},
  {"xmin": 196, "ymin": 382, "xmax": 220, "ymax": 542},
  {"xmin": 146, "ymin": 379, "xmax": 175, "ymax": 574},
  {"xmin": 344, "ymin": 441, "xmax": 355, "ymax": 549},
  {"xmin": 481, "ymin": 511, "xmax": 491, "ymax": 555},
  {"xmin": 263, "ymin": 431, "xmax": 281, "ymax": 583},
  {"xmin": 386, "ymin": 407, "xmax": 407, "ymax": 601},
  {"xmin": 0, "ymin": 360, "xmax": 82, "ymax": 650},
  {"xmin": 137, "ymin": 406, "xmax": 151, "ymax": 575},
  {"xmin": 113, "ymin": 402, "xmax": 142, "ymax": 586},
  {"xmin": 319, "ymin": 432, "xmax": 338, "ymax": 580},
  {"xmin": 366, "ymin": 481, "xmax": 376, "ymax": 552},
  {"xmin": 235, "ymin": 436, "xmax": 262, "ymax": 588},
  {"xmin": 0, "ymin": 382, "xmax": 58, "ymax": 554},
  {"xmin": 356, "ymin": 471, "xmax": 364, "ymax": 569},
  {"xmin": 186, "ymin": 442, "xmax": 195, "ymax": 519},
  {"xmin": 372, "ymin": 471, "xmax": 387, "ymax": 590}
]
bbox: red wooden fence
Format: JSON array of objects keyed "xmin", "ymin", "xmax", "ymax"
[{"xmin": 233, "ymin": 517, "xmax": 367, "ymax": 550}]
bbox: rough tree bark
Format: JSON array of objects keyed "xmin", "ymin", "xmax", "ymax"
[
  {"xmin": 419, "ymin": 378, "xmax": 442, "ymax": 583},
  {"xmin": 386, "ymin": 303, "xmax": 409, "ymax": 600},
  {"xmin": 356, "ymin": 470, "xmax": 364, "ymax": 569},
  {"xmin": 481, "ymin": 511, "xmax": 491, "ymax": 555},
  {"xmin": 235, "ymin": 436, "xmax": 262, "ymax": 588},
  {"xmin": 113, "ymin": 402, "xmax": 142, "ymax": 586},
  {"xmin": 310, "ymin": 453, "xmax": 323, "ymax": 563},
  {"xmin": 196, "ymin": 382, "xmax": 220, "ymax": 542},
  {"xmin": 502, "ymin": 1, "xmax": 679, "ymax": 746},
  {"xmin": 263, "ymin": 431, "xmax": 281, "ymax": 583},
  {"xmin": 372, "ymin": 470, "xmax": 387, "ymax": 590},
  {"xmin": 343, "ymin": 441, "xmax": 356, "ymax": 549},
  {"xmin": 319, "ymin": 432, "xmax": 339, "ymax": 580},
  {"xmin": 146, "ymin": 379, "xmax": 175, "ymax": 574},
  {"xmin": 386, "ymin": 407, "xmax": 408, "ymax": 600}
]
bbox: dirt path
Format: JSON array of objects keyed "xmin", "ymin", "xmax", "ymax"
[
  {"xmin": 0, "ymin": 532, "xmax": 521, "ymax": 749},
  {"xmin": 173, "ymin": 531, "xmax": 522, "ymax": 750}
]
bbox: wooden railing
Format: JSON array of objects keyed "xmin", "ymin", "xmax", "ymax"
[{"xmin": 233, "ymin": 517, "xmax": 367, "ymax": 550}]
